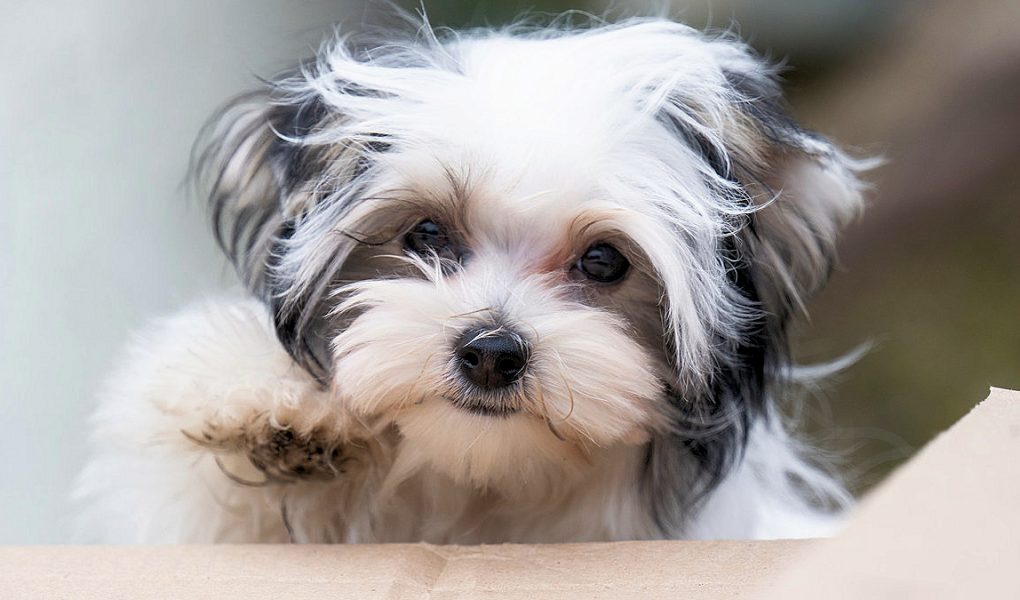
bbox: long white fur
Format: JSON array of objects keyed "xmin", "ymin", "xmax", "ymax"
[
  {"xmin": 74, "ymin": 296, "xmax": 847, "ymax": 543},
  {"xmin": 74, "ymin": 16, "xmax": 864, "ymax": 543}
]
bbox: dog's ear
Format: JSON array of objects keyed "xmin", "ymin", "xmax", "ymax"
[
  {"xmin": 714, "ymin": 59, "xmax": 868, "ymax": 321},
  {"xmin": 193, "ymin": 80, "xmax": 381, "ymax": 382},
  {"xmin": 645, "ymin": 41, "xmax": 868, "ymax": 522},
  {"xmin": 649, "ymin": 35, "xmax": 870, "ymax": 383},
  {"xmin": 194, "ymin": 91, "xmax": 324, "ymax": 290},
  {"xmin": 663, "ymin": 47, "xmax": 868, "ymax": 316}
]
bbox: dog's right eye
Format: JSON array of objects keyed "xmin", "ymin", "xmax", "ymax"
[
  {"xmin": 404, "ymin": 219, "xmax": 451, "ymax": 256},
  {"xmin": 575, "ymin": 242, "xmax": 629, "ymax": 284}
]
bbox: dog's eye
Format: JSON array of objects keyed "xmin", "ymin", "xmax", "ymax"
[
  {"xmin": 404, "ymin": 219, "xmax": 450, "ymax": 256},
  {"xmin": 575, "ymin": 242, "xmax": 629, "ymax": 284}
]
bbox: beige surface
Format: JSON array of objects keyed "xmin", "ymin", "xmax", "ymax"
[
  {"xmin": 760, "ymin": 387, "xmax": 1020, "ymax": 599},
  {"xmin": 0, "ymin": 540, "xmax": 808, "ymax": 599},
  {"xmin": 2, "ymin": 388, "xmax": 1016, "ymax": 598}
]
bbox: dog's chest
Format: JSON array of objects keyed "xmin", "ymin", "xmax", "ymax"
[{"xmin": 363, "ymin": 448, "xmax": 658, "ymax": 544}]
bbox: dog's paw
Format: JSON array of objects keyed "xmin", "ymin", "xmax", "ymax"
[
  {"xmin": 183, "ymin": 416, "xmax": 351, "ymax": 484},
  {"xmin": 244, "ymin": 425, "xmax": 347, "ymax": 482}
]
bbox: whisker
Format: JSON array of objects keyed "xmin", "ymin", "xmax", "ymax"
[
  {"xmin": 573, "ymin": 423, "xmax": 600, "ymax": 447},
  {"xmin": 401, "ymin": 351, "xmax": 438, "ymax": 408},
  {"xmin": 529, "ymin": 373, "xmax": 567, "ymax": 442},
  {"xmin": 447, "ymin": 307, "xmax": 495, "ymax": 320},
  {"xmin": 466, "ymin": 328, "xmax": 500, "ymax": 346},
  {"xmin": 280, "ymin": 493, "xmax": 296, "ymax": 543},
  {"xmin": 546, "ymin": 418, "xmax": 568, "ymax": 442},
  {"xmin": 181, "ymin": 429, "xmax": 226, "ymax": 450},
  {"xmin": 523, "ymin": 322, "xmax": 542, "ymax": 345},
  {"xmin": 214, "ymin": 455, "xmax": 274, "ymax": 487},
  {"xmin": 462, "ymin": 419, "xmax": 491, "ymax": 454},
  {"xmin": 549, "ymin": 351, "xmax": 576, "ymax": 424},
  {"xmin": 370, "ymin": 253, "xmax": 412, "ymax": 262}
]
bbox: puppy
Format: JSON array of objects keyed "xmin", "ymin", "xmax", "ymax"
[{"xmin": 73, "ymin": 16, "xmax": 866, "ymax": 543}]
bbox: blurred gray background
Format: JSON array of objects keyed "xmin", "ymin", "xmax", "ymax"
[
  {"xmin": 1, "ymin": 0, "xmax": 358, "ymax": 543},
  {"xmin": 2, "ymin": 0, "xmax": 1018, "ymax": 543}
]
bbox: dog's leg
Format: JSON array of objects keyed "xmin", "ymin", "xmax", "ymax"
[{"xmin": 72, "ymin": 297, "xmax": 390, "ymax": 543}]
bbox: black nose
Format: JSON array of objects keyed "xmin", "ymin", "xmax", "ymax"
[{"xmin": 456, "ymin": 327, "xmax": 529, "ymax": 389}]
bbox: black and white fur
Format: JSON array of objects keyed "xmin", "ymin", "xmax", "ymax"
[{"xmin": 74, "ymin": 16, "xmax": 867, "ymax": 543}]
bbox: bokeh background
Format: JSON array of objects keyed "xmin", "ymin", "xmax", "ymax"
[{"xmin": 2, "ymin": 0, "xmax": 1017, "ymax": 542}]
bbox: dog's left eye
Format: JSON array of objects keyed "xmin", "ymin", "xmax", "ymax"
[
  {"xmin": 575, "ymin": 242, "xmax": 630, "ymax": 284},
  {"xmin": 404, "ymin": 219, "xmax": 451, "ymax": 256}
]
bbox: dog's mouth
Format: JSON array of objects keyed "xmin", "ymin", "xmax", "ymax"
[{"xmin": 442, "ymin": 393, "xmax": 521, "ymax": 417}]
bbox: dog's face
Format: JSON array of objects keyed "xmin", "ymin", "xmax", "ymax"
[{"xmin": 198, "ymin": 20, "xmax": 865, "ymax": 498}]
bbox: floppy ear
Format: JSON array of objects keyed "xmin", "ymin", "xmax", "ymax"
[
  {"xmin": 193, "ymin": 79, "xmax": 378, "ymax": 382},
  {"xmin": 744, "ymin": 142, "xmax": 867, "ymax": 320},
  {"xmin": 719, "ymin": 65, "xmax": 868, "ymax": 322},
  {"xmin": 668, "ymin": 55, "xmax": 868, "ymax": 319},
  {"xmin": 195, "ymin": 91, "xmax": 319, "ymax": 291},
  {"xmin": 644, "ymin": 42, "xmax": 868, "ymax": 527},
  {"xmin": 696, "ymin": 58, "xmax": 869, "ymax": 451}
]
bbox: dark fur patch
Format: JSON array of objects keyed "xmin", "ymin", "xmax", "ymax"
[
  {"xmin": 658, "ymin": 111, "xmax": 733, "ymax": 181},
  {"xmin": 264, "ymin": 219, "xmax": 334, "ymax": 383},
  {"xmin": 269, "ymin": 94, "xmax": 333, "ymax": 191},
  {"xmin": 195, "ymin": 75, "xmax": 394, "ymax": 384},
  {"xmin": 644, "ymin": 229, "xmax": 777, "ymax": 533},
  {"xmin": 197, "ymin": 95, "xmax": 280, "ymax": 270},
  {"xmin": 643, "ymin": 68, "xmax": 793, "ymax": 531},
  {"xmin": 643, "ymin": 62, "xmax": 819, "ymax": 532},
  {"xmin": 721, "ymin": 68, "xmax": 804, "ymax": 147}
]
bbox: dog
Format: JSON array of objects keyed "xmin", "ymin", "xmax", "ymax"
[{"xmin": 73, "ymin": 15, "xmax": 867, "ymax": 543}]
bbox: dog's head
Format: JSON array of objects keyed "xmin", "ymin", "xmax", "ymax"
[{"xmin": 195, "ymin": 19, "xmax": 865, "ymax": 511}]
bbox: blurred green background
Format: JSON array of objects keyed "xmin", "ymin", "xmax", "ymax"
[{"xmin": 3, "ymin": 0, "xmax": 1017, "ymax": 541}]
